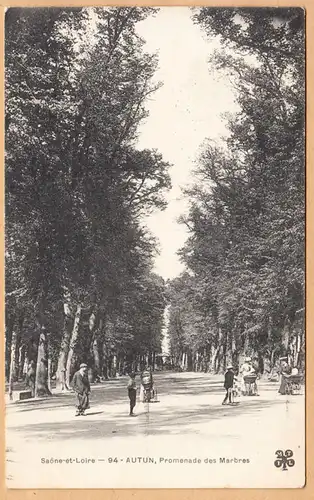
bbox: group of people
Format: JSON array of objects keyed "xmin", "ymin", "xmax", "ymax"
[
  {"xmin": 71, "ymin": 364, "xmax": 155, "ymax": 417},
  {"xmin": 126, "ymin": 368, "xmax": 156, "ymax": 416},
  {"xmin": 71, "ymin": 357, "xmax": 301, "ymax": 416},
  {"xmin": 222, "ymin": 357, "xmax": 259, "ymax": 405},
  {"xmin": 222, "ymin": 356, "xmax": 301, "ymax": 405}
]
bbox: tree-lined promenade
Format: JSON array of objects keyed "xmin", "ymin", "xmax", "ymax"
[
  {"xmin": 167, "ymin": 8, "xmax": 305, "ymax": 375},
  {"xmin": 5, "ymin": 7, "xmax": 171, "ymax": 397},
  {"xmin": 5, "ymin": 8, "xmax": 305, "ymax": 400},
  {"xmin": 6, "ymin": 372, "xmax": 305, "ymax": 488}
]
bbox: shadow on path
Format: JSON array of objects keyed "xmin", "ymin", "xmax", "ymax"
[
  {"xmin": 7, "ymin": 374, "xmax": 230, "ymax": 414},
  {"xmin": 9, "ymin": 398, "xmax": 285, "ymax": 442}
]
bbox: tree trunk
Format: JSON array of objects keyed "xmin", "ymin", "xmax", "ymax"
[
  {"xmin": 65, "ymin": 304, "xmax": 82, "ymax": 388},
  {"xmin": 194, "ymin": 352, "xmax": 198, "ymax": 372},
  {"xmin": 70, "ymin": 308, "xmax": 96, "ymax": 371},
  {"xmin": 211, "ymin": 326, "xmax": 224, "ymax": 373},
  {"xmin": 296, "ymin": 331, "xmax": 301, "ymax": 367},
  {"xmin": 47, "ymin": 336, "xmax": 52, "ymax": 392},
  {"xmin": 267, "ymin": 316, "xmax": 273, "ymax": 341},
  {"xmin": 116, "ymin": 355, "xmax": 122, "ymax": 375},
  {"xmin": 10, "ymin": 312, "xmax": 25, "ymax": 388},
  {"xmin": 8, "ymin": 311, "xmax": 25, "ymax": 397},
  {"xmin": 108, "ymin": 355, "xmax": 113, "ymax": 377},
  {"xmin": 35, "ymin": 327, "xmax": 52, "ymax": 397},
  {"xmin": 87, "ymin": 312, "xmax": 97, "ymax": 352},
  {"xmin": 223, "ymin": 332, "xmax": 228, "ymax": 372},
  {"xmin": 231, "ymin": 330, "xmax": 238, "ymax": 367},
  {"xmin": 102, "ymin": 341, "xmax": 109, "ymax": 379},
  {"xmin": 18, "ymin": 345, "xmax": 26, "ymax": 380},
  {"xmin": 23, "ymin": 352, "xmax": 29, "ymax": 380},
  {"xmin": 47, "ymin": 356, "xmax": 52, "ymax": 392},
  {"xmin": 243, "ymin": 331, "xmax": 250, "ymax": 357},
  {"xmin": 112, "ymin": 355, "xmax": 117, "ymax": 377},
  {"xmin": 56, "ymin": 302, "xmax": 73, "ymax": 391},
  {"xmin": 258, "ymin": 350, "xmax": 264, "ymax": 374},
  {"xmin": 217, "ymin": 345, "xmax": 225, "ymax": 374},
  {"xmin": 92, "ymin": 317, "xmax": 103, "ymax": 378},
  {"xmin": 152, "ymin": 351, "xmax": 156, "ymax": 371},
  {"xmin": 9, "ymin": 327, "xmax": 18, "ymax": 400},
  {"xmin": 204, "ymin": 347, "xmax": 209, "ymax": 372},
  {"xmin": 5, "ymin": 316, "xmax": 15, "ymax": 383},
  {"xmin": 270, "ymin": 348, "xmax": 276, "ymax": 370},
  {"xmin": 14, "ymin": 336, "xmax": 22, "ymax": 381},
  {"xmin": 180, "ymin": 352, "xmax": 185, "ymax": 371},
  {"xmin": 92, "ymin": 338, "xmax": 101, "ymax": 376},
  {"xmin": 282, "ymin": 316, "xmax": 290, "ymax": 352},
  {"xmin": 210, "ymin": 344, "xmax": 217, "ymax": 372},
  {"xmin": 187, "ymin": 351, "xmax": 193, "ymax": 371}
]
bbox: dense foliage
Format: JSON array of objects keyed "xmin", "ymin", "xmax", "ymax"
[
  {"xmin": 168, "ymin": 8, "xmax": 305, "ymax": 374},
  {"xmin": 5, "ymin": 7, "xmax": 170, "ymax": 395}
]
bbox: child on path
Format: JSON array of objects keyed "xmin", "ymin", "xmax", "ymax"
[
  {"xmin": 222, "ymin": 364, "xmax": 234, "ymax": 405},
  {"xmin": 127, "ymin": 372, "xmax": 137, "ymax": 416}
]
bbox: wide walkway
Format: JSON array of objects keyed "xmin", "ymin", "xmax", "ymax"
[{"xmin": 6, "ymin": 372, "xmax": 305, "ymax": 488}]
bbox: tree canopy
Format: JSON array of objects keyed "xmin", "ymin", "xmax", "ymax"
[
  {"xmin": 5, "ymin": 7, "xmax": 171, "ymax": 395},
  {"xmin": 167, "ymin": 7, "xmax": 305, "ymax": 374}
]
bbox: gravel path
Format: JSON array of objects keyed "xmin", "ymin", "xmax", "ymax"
[{"xmin": 5, "ymin": 372, "xmax": 305, "ymax": 488}]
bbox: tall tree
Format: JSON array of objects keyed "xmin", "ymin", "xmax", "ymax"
[
  {"xmin": 5, "ymin": 7, "xmax": 171, "ymax": 395},
  {"xmin": 167, "ymin": 8, "xmax": 305, "ymax": 373}
]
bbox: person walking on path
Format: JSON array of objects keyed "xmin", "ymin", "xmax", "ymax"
[
  {"xmin": 240, "ymin": 357, "xmax": 254, "ymax": 395},
  {"xmin": 127, "ymin": 372, "xmax": 137, "ymax": 416},
  {"xmin": 251, "ymin": 357, "xmax": 260, "ymax": 396},
  {"xmin": 278, "ymin": 357, "xmax": 292, "ymax": 395},
  {"xmin": 72, "ymin": 363, "xmax": 90, "ymax": 416},
  {"xmin": 222, "ymin": 364, "xmax": 234, "ymax": 405}
]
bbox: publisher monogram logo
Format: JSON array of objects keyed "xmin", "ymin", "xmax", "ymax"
[{"xmin": 274, "ymin": 450, "xmax": 295, "ymax": 471}]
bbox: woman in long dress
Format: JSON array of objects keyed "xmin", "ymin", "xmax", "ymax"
[
  {"xmin": 240, "ymin": 357, "xmax": 254, "ymax": 395},
  {"xmin": 278, "ymin": 360, "xmax": 292, "ymax": 395}
]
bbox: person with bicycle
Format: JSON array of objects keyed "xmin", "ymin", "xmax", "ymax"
[{"xmin": 140, "ymin": 366, "xmax": 154, "ymax": 402}]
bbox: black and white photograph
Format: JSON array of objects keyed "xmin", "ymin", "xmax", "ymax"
[{"xmin": 5, "ymin": 6, "xmax": 305, "ymax": 488}]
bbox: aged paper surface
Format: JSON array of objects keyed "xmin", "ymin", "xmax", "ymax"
[{"xmin": 1, "ymin": 0, "xmax": 312, "ymax": 497}]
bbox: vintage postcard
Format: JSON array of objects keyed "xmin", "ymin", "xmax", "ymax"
[{"xmin": 4, "ymin": 5, "xmax": 305, "ymax": 489}]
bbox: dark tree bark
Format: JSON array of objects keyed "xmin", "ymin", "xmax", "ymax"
[
  {"xmin": 65, "ymin": 304, "xmax": 82, "ymax": 388},
  {"xmin": 9, "ymin": 326, "xmax": 17, "ymax": 400},
  {"xmin": 18, "ymin": 345, "xmax": 26, "ymax": 380},
  {"xmin": 35, "ymin": 326, "xmax": 52, "ymax": 397},
  {"xmin": 56, "ymin": 301, "xmax": 74, "ymax": 391}
]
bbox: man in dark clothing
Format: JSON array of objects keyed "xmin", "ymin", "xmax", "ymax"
[
  {"xmin": 222, "ymin": 365, "xmax": 234, "ymax": 405},
  {"xmin": 72, "ymin": 363, "xmax": 90, "ymax": 416},
  {"xmin": 127, "ymin": 372, "xmax": 137, "ymax": 416}
]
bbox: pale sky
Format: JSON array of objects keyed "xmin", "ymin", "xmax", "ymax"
[{"xmin": 136, "ymin": 7, "xmax": 237, "ymax": 280}]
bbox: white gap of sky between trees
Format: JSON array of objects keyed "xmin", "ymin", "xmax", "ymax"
[
  {"xmin": 79, "ymin": 7, "xmax": 238, "ymax": 280},
  {"xmin": 135, "ymin": 7, "xmax": 238, "ymax": 356},
  {"xmin": 66, "ymin": 7, "xmax": 239, "ymax": 353},
  {"xmin": 136, "ymin": 7, "xmax": 238, "ymax": 280}
]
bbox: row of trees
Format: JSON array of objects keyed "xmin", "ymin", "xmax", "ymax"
[
  {"xmin": 168, "ymin": 8, "xmax": 305, "ymax": 374},
  {"xmin": 5, "ymin": 7, "xmax": 170, "ymax": 396}
]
